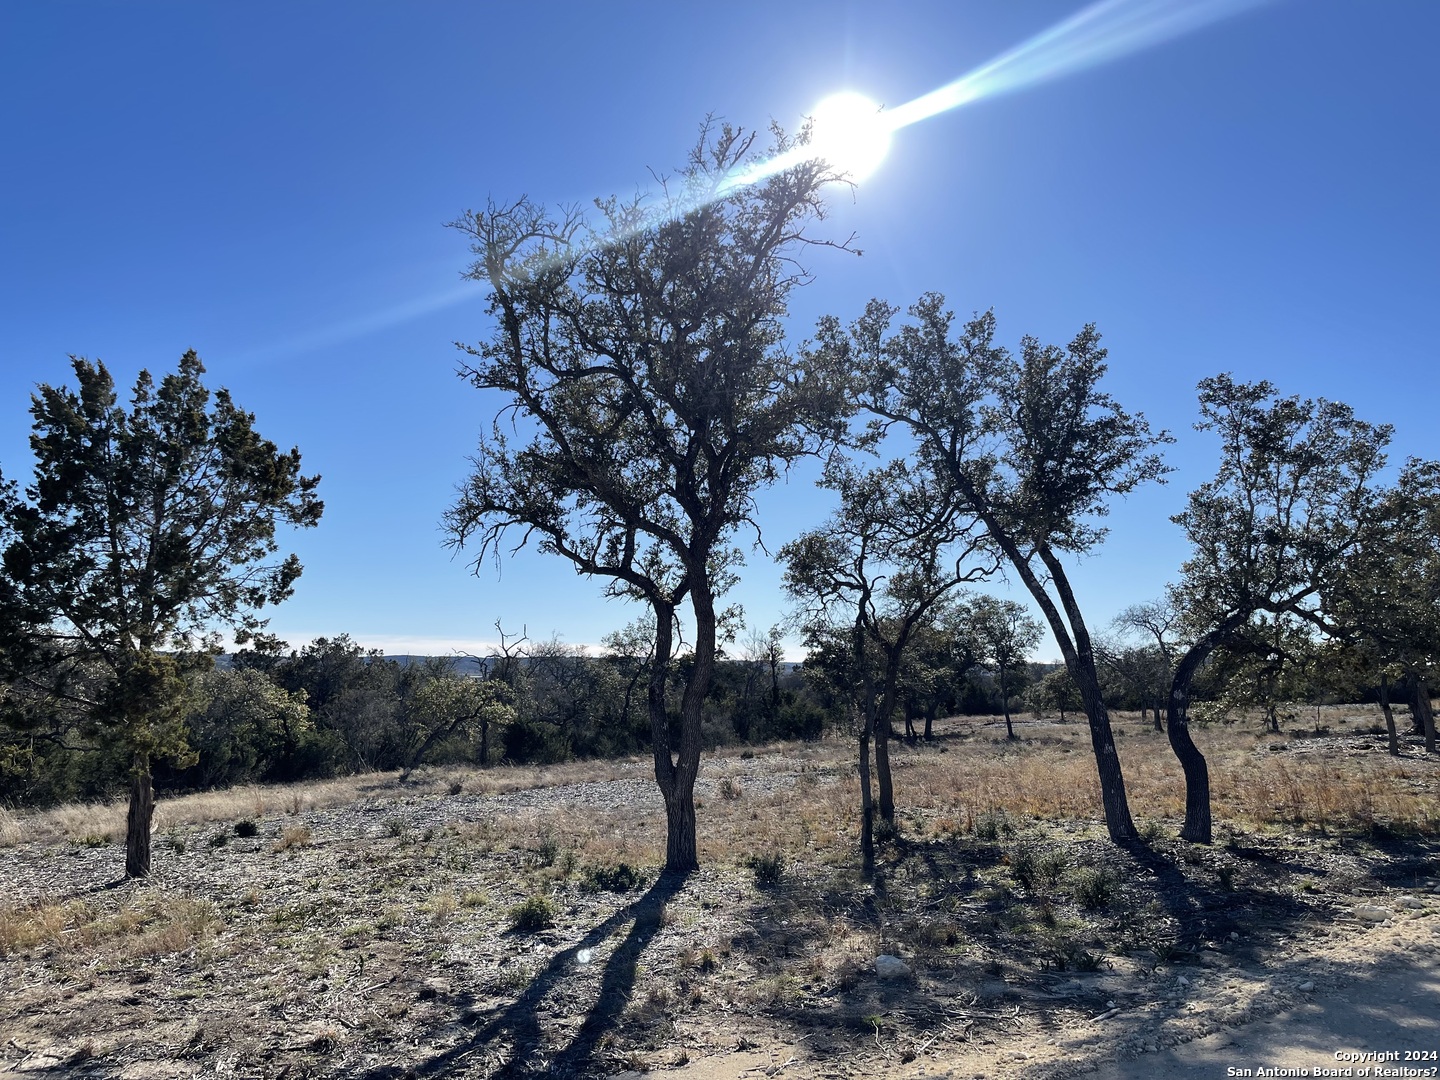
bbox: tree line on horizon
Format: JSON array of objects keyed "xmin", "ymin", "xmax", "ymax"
[{"xmin": 2, "ymin": 121, "xmax": 1437, "ymax": 878}]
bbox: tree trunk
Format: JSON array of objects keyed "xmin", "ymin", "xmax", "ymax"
[
  {"xmin": 661, "ymin": 778, "xmax": 698, "ymax": 874},
  {"xmin": 1074, "ymin": 672, "xmax": 1136, "ymax": 841},
  {"xmin": 1164, "ymin": 617, "xmax": 1249, "ymax": 844},
  {"xmin": 1027, "ymin": 545, "xmax": 1137, "ymax": 841},
  {"xmin": 1166, "ymin": 659, "xmax": 1212, "ymax": 844},
  {"xmin": 1416, "ymin": 675, "xmax": 1436, "ymax": 754},
  {"xmin": 645, "ymin": 599, "xmax": 700, "ymax": 877},
  {"xmin": 1378, "ymin": 671, "xmax": 1399, "ymax": 756},
  {"xmin": 858, "ymin": 721, "xmax": 875, "ymax": 880},
  {"xmin": 1001, "ymin": 661, "xmax": 1016, "ymax": 739},
  {"xmin": 923, "ymin": 704, "xmax": 936, "ymax": 742},
  {"xmin": 1409, "ymin": 675, "xmax": 1426, "ymax": 736},
  {"xmin": 874, "ymin": 718, "xmax": 895, "ymax": 823},
  {"xmin": 125, "ymin": 752, "xmax": 155, "ymax": 878}
]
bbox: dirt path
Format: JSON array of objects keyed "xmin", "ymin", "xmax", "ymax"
[{"xmin": 1087, "ymin": 926, "xmax": 1440, "ymax": 1080}]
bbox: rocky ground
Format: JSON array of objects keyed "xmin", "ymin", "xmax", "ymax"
[{"xmin": 1, "ymin": 717, "xmax": 1437, "ymax": 1078}]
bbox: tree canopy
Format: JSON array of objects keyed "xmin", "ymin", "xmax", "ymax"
[
  {"xmin": 445, "ymin": 124, "xmax": 852, "ymax": 874},
  {"xmin": 0, "ymin": 352, "xmax": 321, "ymax": 876},
  {"xmin": 1164, "ymin": 374, "xmax": 1392, "ymax": 841},
  {"xmin": 828, "ymin": 293, "xmax": 1171, "ymax": 840}
]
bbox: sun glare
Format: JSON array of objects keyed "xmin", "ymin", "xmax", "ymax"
[{"xmin": 808, "ymin": 92, "xmax": 893, "ymax": 183}]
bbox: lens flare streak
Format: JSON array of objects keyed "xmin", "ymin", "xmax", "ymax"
[
  {"xmin": 259, "ymin": 0, "xmax": 1276, "ymax": 360},
  {"xmin": 885, "ymin": 0, "xmax": 1275, "ymax": 132}
]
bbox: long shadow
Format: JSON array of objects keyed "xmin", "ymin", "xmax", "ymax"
[
  {"xmin": 358, "ymin": 871, "xmax": 687, "ymax": 1080},
  {"xmin": 1113, "ymin": 837, "xmax": 1318, "ymax": 960}
]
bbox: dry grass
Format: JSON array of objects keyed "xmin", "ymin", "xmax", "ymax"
[
  {"xmin": 4, "ymin": 705, "xmax": 1433, "ymax": 857},
  {"xmin": 0, "ymin": 807, "xmax": 21, "ymax": 847},
  {"xmin": 273, "ymin": 825, "xmax": 312, "ymax": 851},
  {"xmin": 0, "ymin": 892, "xmax": 220, "ymax": 959},
  {"xmin": 0, "ymin": 708, "xmax": 1435, "ymax": 1079},
  {"xmin": 5, "ymin": 757, "xmax": 652, "ymax": 847}
]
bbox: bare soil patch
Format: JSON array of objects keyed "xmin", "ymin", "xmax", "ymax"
[{"xmin": 2, "ymin": 711, "xmax": 1437, "ymax": 1078}]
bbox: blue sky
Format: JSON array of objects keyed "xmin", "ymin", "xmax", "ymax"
[{"xmin": 2, "ymin": 1, "xmax": 1436, "ymax": 660}]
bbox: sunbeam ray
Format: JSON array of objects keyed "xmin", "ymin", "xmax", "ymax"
[{"xmin": 253, "ymin": 0, "xmax": 1276, "ymax": 360}]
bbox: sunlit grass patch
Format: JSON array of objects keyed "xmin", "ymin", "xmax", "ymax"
[{"xmin": 0, "ymin": 893, "xmax": 221, "ymax": 959}]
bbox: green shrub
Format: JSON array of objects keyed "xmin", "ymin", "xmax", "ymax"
[
  {"xmin": 581, "ymin": 862, "xmax": 644, "ymax": 893},
  {"xmin": 533, "ymin": 828, "xmax": 561, "ymax": 867},
  {"xmin": 1036, "ymin": 849, "xmax": 1068, "ymax": 887},
  {"xmin": 1072, "ymin": 868, "xmax": 1115, "ymax": 910},
  {"xmin": 508, "ymin": 895, "xmax": 557, "ymax": 933},
  {"xmin": 974, "ymin": 810, "xmax": 1014, "ymax": 841},
  {"xmin": 748, "ymin": 852, "xmax": 785, "ymax": 887},
  {"xmin": 1010, "ymin": 846, "xmax": 1039, "ymax": 890}
]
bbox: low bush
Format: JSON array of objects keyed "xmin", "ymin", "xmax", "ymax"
[
  {"xmin": 508, "ymin": 895, "xmax": 557, "ymax": 933},
  {"xmin": 580, "ymin": 862, "xmax": 644, "ymax": 893}
]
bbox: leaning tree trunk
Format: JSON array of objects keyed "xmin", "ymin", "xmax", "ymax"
[
  {"xmin": 1032, "ymin": 548, "xmax": 1137, "ymax": 841},
  {"xmin": 125, "ymin": 751, "xmax": 155, "ymax": 879},
  {"xmin": 1167, "ymin": 645, "xmax": 1215, "ymax": 844}
]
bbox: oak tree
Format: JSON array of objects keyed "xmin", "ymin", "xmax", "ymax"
[
  {"xmin": 781, "ymin": 457, "xmax": 991, "ymax": 875},
  {"xmin": 445, "ymin": 125, "xmax": 851, "ymax": 875},
  {"xmin": 966, "ymin": 595, "xmax": 1043, "ymax": 739},
  {"xmin": 1166, "ymin": 375, "xmax": 1390, "ymax": 841},
  {"xmin": 836, "ymin": 294, "xmax": 1171, "ymax": 841}
]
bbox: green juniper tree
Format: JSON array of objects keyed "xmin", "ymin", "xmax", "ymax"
[{"xmin": 0, "ymin": 352, "xmax": 321, "ymax": 877}]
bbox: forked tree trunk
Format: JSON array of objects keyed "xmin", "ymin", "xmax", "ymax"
[
  {"xmin": 125, "ymin": 751, "xmax": 155, "ymax": 879},
  {"xmin": 1379, "ymin": 671, "xmax": 1399, "ymax": 756},
  {"xmin": 646, "ymin": 597, "xmax": 704, "ymax": 877}
]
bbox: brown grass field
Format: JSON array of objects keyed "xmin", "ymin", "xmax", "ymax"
[{"xmin": 1, "ymin": 707, "xmax": 1437, "ymax": 1079}]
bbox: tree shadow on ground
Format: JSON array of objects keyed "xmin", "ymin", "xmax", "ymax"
[
  {"xmin": 714, "ymin": 823, "xmax": 1406, "ymax": 1060},
  {"xmin": 357, "ymin": 871, "xmax": 687, "ymax": 1079}
]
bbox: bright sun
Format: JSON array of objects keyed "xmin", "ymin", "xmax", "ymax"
[{"xmin": 808, "ymin": 92, "xmax": 892, "ymax": 182}]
